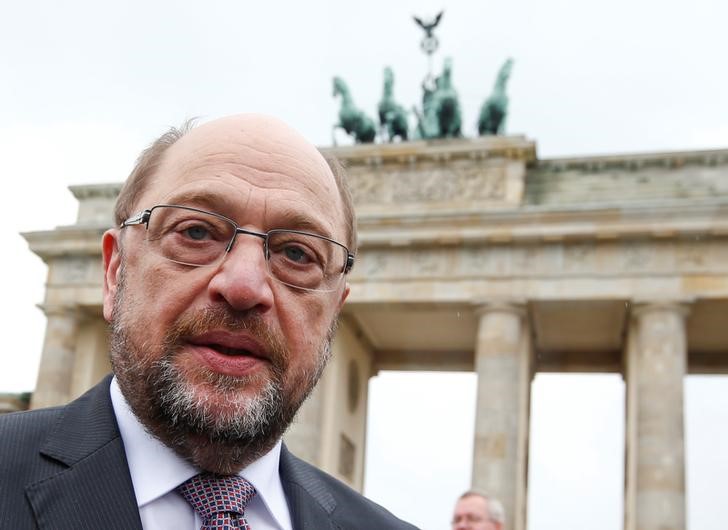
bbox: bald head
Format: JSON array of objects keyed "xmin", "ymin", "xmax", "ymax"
[
  {"xmin": 115, "ymin": 114, "xmax": 356, "ymax": 250},
  {"xmin": 164, "ymin": 114, "xmax": 334, "ymax": 187}
]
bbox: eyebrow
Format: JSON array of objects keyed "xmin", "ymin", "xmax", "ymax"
[
  {"xmin": 273, "ymin": 209, "xmax": 333, "ymax": 239},
  {"xmin": 160, "ymin": 190, "xmax": 239, "ymax": 214},
  {"xmin": 160, "ymin": 190, "xmax": 335, "ymax": 239}
]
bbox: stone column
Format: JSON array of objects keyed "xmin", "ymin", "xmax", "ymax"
[
  {"xmin": 285, "ymin": 372, "xmax": 327, "ymax": 467},
  {"xmin": 625, "ymin": 302, "xmax": 689, "ymax": 530},
  {"xmin": 284, "ymin": 317, "xmax": 372, "ymax": 491},
  {"xmin": 30, "ymin": 305, "xmax": 79, "ymax": 409},
  {"xmin": 472, "ymin": 302, "xmax": 532, "ymax": 530},
  {"xmin": 69, "ymin": 316, "xmax": 112, "ymax": 401}
]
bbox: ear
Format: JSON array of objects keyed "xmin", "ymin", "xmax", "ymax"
[
  {"xmin": 102, "ymin": 228, "xmax": 122, "ymax": 323},
  {"xmin": 336, "ymin": 282, "xmax": 350, "ymax": 312}
]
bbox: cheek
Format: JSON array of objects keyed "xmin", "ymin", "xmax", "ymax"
[
  {"xmin": 279, "ymin": 293, "xmax": 329, "ymax": 341},
  {"xmin": 274, "ymin": 293, "xmax": 335, "ymax": 364},
  {"xmin": 124, "ymin": 260, "xmax": 205, "ymax": 335}
]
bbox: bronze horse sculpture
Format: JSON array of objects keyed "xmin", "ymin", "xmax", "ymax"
[
  {"xmin": 378, "ymin": 67, "xmax": 409, "ymax": 142},
  {"xmin": 432, "ymin": 57, "xmax": 461, "ymax": 138},
  {"xmin": 414, "ymin": 57, "xmax": 462, "ymax": 139},
  {"xmin": 332, "ymin": 76, "xmax": 376, "ymax": 144},
  {"xmin": 478, "ymin": 58, "xmax": 514, "ymax": 136}
]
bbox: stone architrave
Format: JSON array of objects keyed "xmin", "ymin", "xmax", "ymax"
[
  {"xmin": 30, "ymin": 305, "xmax": 79, "ymax": 409},
  {"xmin": 625, "ymin": 302, "xmax": 690, "ymax": 530},
  {"xmin": 471, "ymin": 302, "xmax": 532, "ymax": 530}
]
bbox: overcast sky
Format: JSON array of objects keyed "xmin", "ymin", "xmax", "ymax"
[{"xmin": 1, "ymin": 1, "xmax": 727, "ymax": 529}]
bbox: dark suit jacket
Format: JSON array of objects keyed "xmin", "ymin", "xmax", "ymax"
[{"xmin": 0, "ymin": 376, "xmax": 418, "ymax": 530}]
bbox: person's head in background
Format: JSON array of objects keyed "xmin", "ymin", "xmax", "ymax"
[{"xmin": 451, "ymin": 491, "xmax": 505, "ymax": 530}]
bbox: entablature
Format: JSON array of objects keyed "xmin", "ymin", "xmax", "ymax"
[
  {"xmin": 356, "ymin": 198, "xmax": 728, "ymax": 247},
  {"xmin": 22, "ymin": 226, "xmax": 105, "ymax": 262}
]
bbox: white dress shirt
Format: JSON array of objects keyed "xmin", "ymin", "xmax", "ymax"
[{"xmin": 110, "ymin": 377, "xmax": 293, "ymax": 530}]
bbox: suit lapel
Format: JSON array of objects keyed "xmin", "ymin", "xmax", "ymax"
[
  {"xmin": 25, "ymin": 376, "xmax": 143, "ymax": 530},
  {"xmin": 279, "ymin": 445, "xmax": 338, "ymax": 530}
]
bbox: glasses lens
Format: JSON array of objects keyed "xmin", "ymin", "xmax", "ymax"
[
  {"xmin": 267, "ymin": 230, "xmax": 347, "ymax": 290},
  {"xmin": 147, "ymin": 206, "xmax": 235, "ymax": 266}
]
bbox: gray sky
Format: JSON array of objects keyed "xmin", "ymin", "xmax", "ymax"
[{"xmin": 1, "ymin": 1, "xmax": 727, "ymax": 529}]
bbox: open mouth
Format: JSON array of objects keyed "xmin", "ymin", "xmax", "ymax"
[
  {"xmin": 186, "ymin": 340, "xmax": 268, "ymax": 378},
  {"xmin": 184, "ymin": 332, "xmax": 269, "ymax": 376},
  {"xmin": 210, "ymin": 344, "xmax": 252, "ymax": 357}
]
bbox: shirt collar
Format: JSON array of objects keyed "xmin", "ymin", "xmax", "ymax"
[{"xmin": 110, "ymin": 377, "xmax": 291, "ymax": 528}]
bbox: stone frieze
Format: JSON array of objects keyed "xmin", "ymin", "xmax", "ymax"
[
  {"xmin": 351, "ymin": 238, "xmax": 728, "ymax": 281},
  {"xmin": 347, "ymin": 163, "xmax": 508, "ymax": 205}
]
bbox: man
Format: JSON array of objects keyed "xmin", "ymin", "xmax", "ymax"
[
  {"xmin": 0, "ymin": 114, "xmax": 417, "ymax": 529},
  {"xmin": 451, "ymin": 491, "xmax": 505, "ymax": 530}
]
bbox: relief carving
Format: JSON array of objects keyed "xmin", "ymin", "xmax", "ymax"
[
  {"xmin": 622, "ymin": 241, "xmax": 653, "ymax": 271},
  {"xmin": 348, "ymin": 164, "xmax": 508, "ymax": 205},
  {"xmin": 563, "ymin": 242, "xmax": 596, "ymax": 271},
  {"xmin": 460, "ymin": 166, "xmax": 506, "ymax": 199},
  {"xmin": 409, "ymin": 249, "xmax": 446, "ymax": 276},
  {"xmin": 391, "ymin": 169, "xmax": 457, "ymax": 202},
  {"xmin": 348, "ymin": 170, "xmax": 382, "ymax": 204},
  {"xmin": 357, "ymin": 251, "xmax": 390, "ymax": 277},
  {"xmin": 676, "ymin": 239, "xmax": 707, "ymax": 268},
  {"xmin": 483, "ymin": 246, "xmax": 512, "ymax": 276},
  {"xmin": 511, "ymin": 245, "xmax": 539, "ymax": 273},
  {"xmin": 461, "ymin": 247, "xmax": 489, "ymax": 274}
]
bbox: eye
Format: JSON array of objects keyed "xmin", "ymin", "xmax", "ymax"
[
  {"xmin": 283, "ymin": 243, "xmax": 314, "ymax": 264},
  {"xmin": 268, "ymin": 233, "xmax": 327, "ymax": 268},
  {"xmin": 183, "ymin": 224, "xmax": 210, "ymax": 241}
]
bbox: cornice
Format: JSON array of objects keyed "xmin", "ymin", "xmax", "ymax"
[
  {"xmin": 319, "ymin": 135, "xmax": 537, "ymax": 167},
  {"xmin": 69, "ymin": 183, "xmax": 123, "ymax": 200},
  {"xmin": 535, "ymin": 147, "xmax": 728, "ymax": 173},
  {"xmin": 22, "ymin": 226, "xmax": 105, "ymax": 261}
]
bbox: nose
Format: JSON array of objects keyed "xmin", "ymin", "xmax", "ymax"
[{"xmin": 206, "ymin": 235, "xmax": 275, "ymax": 313}]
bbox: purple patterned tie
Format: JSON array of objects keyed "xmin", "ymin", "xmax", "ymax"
[{"xmin": 177, "ymin": 473, "xmax": 257, "ymax": 530}]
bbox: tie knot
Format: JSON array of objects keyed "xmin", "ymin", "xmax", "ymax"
[{"xmin": 177, "ymin": 473, "xmax": 257, "ymax": 523}]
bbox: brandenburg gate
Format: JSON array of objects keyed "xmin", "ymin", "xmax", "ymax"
[{"xmin": 23, "ymin": 136, "xmax": 728, "ymax": 530}]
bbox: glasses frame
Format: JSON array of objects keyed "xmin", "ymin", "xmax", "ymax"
[{"xmin": 120, "ymin": 204, "xmax": 355, "ymax": 291}]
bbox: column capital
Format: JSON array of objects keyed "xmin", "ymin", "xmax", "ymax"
[
  {"xmin": 631, "ymin": 298, "xmax": 693, "ymax": 319},
  {"xmin": 472, "ymin": 299, "xmax": 528, "ymax": 318}
]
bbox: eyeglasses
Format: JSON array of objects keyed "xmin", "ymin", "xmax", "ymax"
[{"xmin": 120, "ymin": 204, "xmax": 355, "ymax": 292}]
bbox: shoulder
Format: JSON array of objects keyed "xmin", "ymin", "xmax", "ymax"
[
  {"xmin": 280, "ymin": 447, "xmax": 419, "ymax": 530},
  {"xmin": 0, "ymin": 405, "xmax": 64, "ymax": 455},
  {"xmin": 318, "ymin": 468, "xmax": 419, "ymax": 530},
  {"xmin": 0, "ymin": 406, "xmax": 67, "ymax": 508},
  {"xmin": 0, "ymin": 376, "xmax": 116, "ymax": 479}
]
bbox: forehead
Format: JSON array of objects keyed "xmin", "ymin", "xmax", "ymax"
[
  {"xmin": 139, "ymin": 115, "xmax": 344, "ymax": 237},
  {"xmin": 456, "ymin": 495, "xmax": 489, "ymax": 516}
]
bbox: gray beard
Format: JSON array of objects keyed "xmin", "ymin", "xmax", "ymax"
[{"xmin": 109, "ymin": 268, "xmax": 335, "ymax": 474}]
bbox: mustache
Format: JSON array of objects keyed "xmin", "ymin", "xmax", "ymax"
[{"xmin": 163, "ymin": 306, "xmax": 289, "ymax": 371}]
